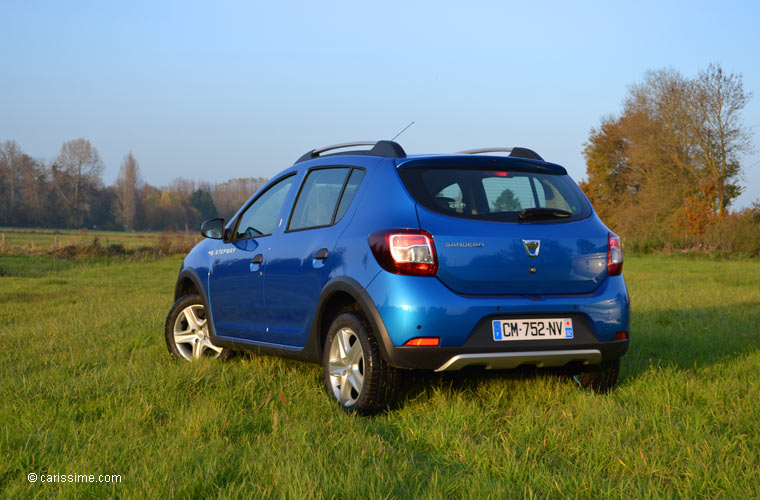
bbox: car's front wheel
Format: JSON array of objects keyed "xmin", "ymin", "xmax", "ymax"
[
  {"xmin": 322, "ymin": 312, "xmax": 399, "ymax": 415},
  {"xmin": 165, "ymin": 294, "xmax": 230, "ymax": 361}
]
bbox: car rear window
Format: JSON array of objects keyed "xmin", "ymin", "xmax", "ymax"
[{"xmin": 398, "ymin": 167, "xmax": 591, "ymax": 222}]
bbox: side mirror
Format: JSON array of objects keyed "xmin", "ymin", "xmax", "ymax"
[{"xmin": 200, "ymin": 218, "xmax": 225, "ymax": 239}]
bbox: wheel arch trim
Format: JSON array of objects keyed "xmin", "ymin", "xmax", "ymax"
[
  {"xmin": 174, "ymin": 268, "xmax": 219, "ymax": 338},
  {"xmin": 313, "ymin": 276, "xmax": 397, "ymax": 367}
]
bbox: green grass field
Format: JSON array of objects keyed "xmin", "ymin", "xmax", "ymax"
[
  {"xmin": 0, "ymin": 228, "xmax": 167, "ymax": 252},
  {"xmin": 1, "ymin": 253, "xmax": 758, "ymax": 499}
]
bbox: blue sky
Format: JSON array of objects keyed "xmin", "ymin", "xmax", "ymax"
[{"xmin": 2, "ymin": 0, "xmax": 759, "ymax": 208}]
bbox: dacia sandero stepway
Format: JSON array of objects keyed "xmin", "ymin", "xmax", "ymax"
[{"xmin": 164, "ymin": 141, "xmax": 630, "ymax": 415}]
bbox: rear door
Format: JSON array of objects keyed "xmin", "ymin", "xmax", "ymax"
[
  {"xmin": 263, "ymin": 167, "xmax": 365, "ymax": 346},
  {"xmin": 399, "ymin": 162, "xmax": 609, "ymax": 295}
]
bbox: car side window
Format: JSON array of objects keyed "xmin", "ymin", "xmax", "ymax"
[
  {"xmin": 288, "ymin": 168, "xmax": 351, "ymax": 231},
  {"xmin": 234, "ymin": 175, "xmax": 295, "ymax": 240},
  {"xmin": 333, "ymin": 169, "xmax": 365, "ymax": 222}
]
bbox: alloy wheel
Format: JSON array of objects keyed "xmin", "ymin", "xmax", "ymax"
[
  {"xmin": 327, "ymin": 327, "xmax": 365, "ymax": 406},
  {"xmin": 172, "ymin": 304, "xmax": 223, "ymax": 361}
]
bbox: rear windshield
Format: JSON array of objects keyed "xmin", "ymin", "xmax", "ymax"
[{"xmin": 398, "ymin": 167, "xmax": 591, "ymax": 223}]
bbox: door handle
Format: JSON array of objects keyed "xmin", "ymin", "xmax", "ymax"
[
  {"xmin": 314, "ymin": 248, "xmax": 329, "ymax": 260},
  {"xmin": 251, "ymin": 254, "xmax": 263, "ymax": 264}
]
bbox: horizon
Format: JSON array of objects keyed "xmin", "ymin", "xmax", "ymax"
[{"xmin": 2, "ymin": 0, "xmax": 759, "ymax": 207}]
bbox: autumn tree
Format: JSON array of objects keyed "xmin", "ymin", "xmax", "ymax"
[
  {"xmin": 582, "ymin": 64, "xmax": 753, "ymax": 239},
  {"xmin": 115, "ymin": 152, "xmax": 141, "ymax": 231},
  {"xmin": 53, "ymin": 138, "xmax": 104, "ymax": 227}
]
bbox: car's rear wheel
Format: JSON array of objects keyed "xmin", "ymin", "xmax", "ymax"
[
  {"xmin": 322, "ymin": 312, "xmax": 399, "ymax": 415},
  {"xmin": 165, "ymin": 295, "xmax": 230, "ymax": 361},
  {"xmin": 573, "ymin": 358, "xmax": 620, "ymax": 393}
]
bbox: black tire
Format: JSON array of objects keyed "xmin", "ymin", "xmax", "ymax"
[
  {"xmin": 322, "ymin": 312, "xmax": 400, "ymax": 416},
  {"xmin": 164, "ymin": 294, "xmax": 233, "ymax": 361},
  {"xmin": 574, "ymin": 358, "xmax": 620, "ymax": 393}
]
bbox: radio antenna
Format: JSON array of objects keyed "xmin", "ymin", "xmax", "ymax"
[{"xmin": 390, "ymin": 121, "xmax": 415, "ymax": 141}]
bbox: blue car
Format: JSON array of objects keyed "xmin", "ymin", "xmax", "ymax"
[{"xmin": 165, "ymin": 141, "xmax": 629, "ymax": 415}]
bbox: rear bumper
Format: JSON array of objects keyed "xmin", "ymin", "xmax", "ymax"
[
  {"xmin": 394, "ymin": 340, "xmax": 628, "ymax": 371},
  {"xmin": 363, "ymin": 272, "xmax": 630, "ymax": 370},
  {"xmin": 435, "ymin": 349, "xmax": 602, "ymax": 372}
]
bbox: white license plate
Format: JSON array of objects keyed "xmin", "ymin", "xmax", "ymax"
[{"xmin": 492, "ymin": 318, "xmax": 574, "ymax": 341}]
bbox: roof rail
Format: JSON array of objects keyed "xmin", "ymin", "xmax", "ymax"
[
  {"xmin": 296, "ymin": 140, "xmax": 406, "ymax": 164},
  {"xmin": 456, "ymin": 147, "xmax": 544, "ymax": 161}
]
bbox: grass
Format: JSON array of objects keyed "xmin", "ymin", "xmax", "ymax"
[
  {"xmin": 0, "ymin": 253, "xmax": 758, "ymax": 498},
  {"xmin": 0, "ymin": 228, "xmax": 200, "ymax": 261},
  {"xmin": 0, "ymin": 227, "xmax": 166, "ymax": 252}
]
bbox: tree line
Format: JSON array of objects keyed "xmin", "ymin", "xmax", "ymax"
[
  {"xmin": 0, "ymin": 138, "xmax": 268, "ymax": 231},
  {"xmin": 581, "ymin": 63, "xmax": 759, "ymax": 253}
]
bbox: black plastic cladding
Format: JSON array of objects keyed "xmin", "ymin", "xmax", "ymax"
[
  {"xmin": 509, "ymin": 147, "xmax": 544, "ymax": 161},
  {"xmin": 296, "ymin": 140, "xmax": 407, "ymax": 164}
]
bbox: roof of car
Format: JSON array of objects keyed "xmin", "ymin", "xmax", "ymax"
[
  {"xmin": 294, "ymin": 141, "xmax": 567, "ymax": 175},
  {"xmin": 397, "ymin": 155, "xmax": 567, "ymax": 175}
]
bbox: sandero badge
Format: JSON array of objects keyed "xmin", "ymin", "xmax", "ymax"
[{"xmin": 164, "ymin": 141, "xmax": 630, "ymax": 415}]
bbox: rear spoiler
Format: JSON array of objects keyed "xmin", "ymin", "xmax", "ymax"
[{"xmin": 456, "ymin": 147, "xmax": 544, "ymax": 161}]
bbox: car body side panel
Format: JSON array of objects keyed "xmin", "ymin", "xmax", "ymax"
[
  {"xmin": 176, "ymin": 239, "xmax": 215, "ymax": 301},
  {"xmin": 264, "ymin": 224, "xmax": 347, "ymax": 346},
  {"xmin": 207, "ymin": 236, "xmax": 269, "ymax": 340},
  {"xmin": 346, "ymin": 158, "xmax": 422, "ymax": 232}
]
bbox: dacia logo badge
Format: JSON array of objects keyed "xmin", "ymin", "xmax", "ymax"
[{"xmin": 523, "ymin": 239, "xmax": 540, "ymax": 257}]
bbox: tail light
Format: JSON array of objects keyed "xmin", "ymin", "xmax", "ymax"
[
  {"xmin": 608, "ymin": 233, "xmax": 623, "ymax": 276},
  {"xmin": 369, "ymin": 229, "xmax": 438, "ymax": 277}
]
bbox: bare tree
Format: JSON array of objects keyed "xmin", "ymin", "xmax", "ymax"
[
  {"xmin": 168, "ymin": 178, "xmax": 197, "ymax": 197},
  {"xmin": 0, "ymin": 140, "xmax": 24, "ymax": 223},
  {"xmin": 690, "ymin": 64, "xmax": 753, "ymax": 215},
  {"xmin": 55, "ymin": 138, "xmax": 104, "ymax": 227},
  {"xmin": 211, "ymin": 177, "xmax": 268, "ymax": 219},
  {"xmin": 115, "ymin": 152, "xmax": 141, "ymax": 231}
]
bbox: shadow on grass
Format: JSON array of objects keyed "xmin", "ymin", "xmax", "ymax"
[
  {"xmin": 390, "ymin": 301, "xmax": 760, "ymax": 403},
  {"xmin": 394, "ymin": 366, "xmax": 551, "ymax": 408}
]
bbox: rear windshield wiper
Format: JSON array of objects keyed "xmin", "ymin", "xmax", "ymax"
[{"xmin": 518, "ymin": 208, "xmax": 572, "ymax": 221}]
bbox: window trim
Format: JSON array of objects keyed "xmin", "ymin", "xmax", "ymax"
[
  {"xmin": 332, "ymin": 167, "xmax": 366, "ymax": 224},
  {"xmin": 230, "ymin": 172, "xmax": 297, "ymax": 242},
  {"xmin": 285, "ymin": 165, "xmax": 365, "ymax": 233}
]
